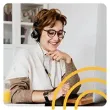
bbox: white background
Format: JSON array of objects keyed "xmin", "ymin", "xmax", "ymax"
[{"xmin": 0, "ymin": 0, "xmax": 110, "ymax": 110}]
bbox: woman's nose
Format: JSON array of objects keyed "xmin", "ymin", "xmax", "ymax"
[{"xmin": 53, "ymin": 33, "xmax": 59, "ymax": 41}]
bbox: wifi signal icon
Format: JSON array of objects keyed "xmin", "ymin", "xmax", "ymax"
[{"xmin": 51, "ymin": 66, "xmax": 107, "ymax": 110}]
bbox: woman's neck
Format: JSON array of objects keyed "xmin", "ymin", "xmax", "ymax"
[{"xmin": 38, "ymin": 43, "xmax": 49, "ymax": 54}]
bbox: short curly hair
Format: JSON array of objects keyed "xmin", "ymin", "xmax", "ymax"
[{"xmin": 32, "ymin": 8, "xmax": 67, "ymax": 42}]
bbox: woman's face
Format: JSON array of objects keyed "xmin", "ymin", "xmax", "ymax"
[{"xmin": 40, "ymin": 21, "xmax": 64, "ymax": 52}]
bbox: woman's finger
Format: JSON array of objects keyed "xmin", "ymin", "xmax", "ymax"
[
  {"xmin": 63, "ymin": 87, "xmax": 69, "ymax": 92},
  {"xmin": 63, "ymin": 83, "xmax": 70, "ymax": 87},
  {"xmin": 56, "ymin": 56, "xmax": 61, "ymax": 61},
  {"xmin": 46, "ymin": 51, "xmax": 54, "ymax": 55},
  {"xmin": 63, "ymin": 84, "xmax": 70, "ymax": 91},
  {"xmin": 47, "ymin": 51, "xmax": 58, "ymax": 59},
  {"xmin": 65, "ymin": 82, "xmax": 70, "ymax": 85},
  {"xmin": 50, "ymin": 53, "xmax": 57, "ymax": 59},
  {"xmin": 62, "ymin": 89, "xmax": 68, "ymax": 95},
  {"xmin": 47, "ymin": 50, "xmax": 58, "ymax": 55},
  {"xmin": 64, "ymin": 85, "xmax": 70, "ymax": 89},
  {"xmin": 53, "ymin": 55, "xmax": 59, "ymax": 60}
]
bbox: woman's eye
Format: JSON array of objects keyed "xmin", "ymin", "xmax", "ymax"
[
  {"xmin": 48, "ymin": 31, "xmax": 55, "ymax": 35},
  {"xmin": 58, "ymin": 32, "xmax": 62, "ymax": 35},
  {"xmin": 58, "ymin": 32, "xmax": 63, "ymax": 36}
]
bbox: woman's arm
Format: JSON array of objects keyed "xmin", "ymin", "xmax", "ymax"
[
  {"xmin": 62, "ymin": 59, "xmax": 81, "ymax": 94},
  {"xmin": 9, "ymin": 77, "xmax": 33, "ymax": 103},
  {"xmin": 9, "ymin": 77, "xmax": 54, "ymax": 103},
  {"xmin": 47, "ymin": 50, "xmax": 81, "ymax": 94},
  {"xmin": 9, "ymin": 77, "xmax": 66, "ymax": 103}
]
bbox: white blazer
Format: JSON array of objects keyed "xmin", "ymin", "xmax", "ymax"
[{"xmin": 6, "ymin": 43, "xmax": 66, "ymax": 90}]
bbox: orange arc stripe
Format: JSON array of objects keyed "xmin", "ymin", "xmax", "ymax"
[
  {"xmin": 52, "ymin": 66, "xmax": 106, "ymax": 110},
  {"xmin": 74, "ymin": 90, "xmax": 106, "ymax": 110},
  {"xmin": 63, "ymin": 78, "xmax": 106, "ymax": 110}
]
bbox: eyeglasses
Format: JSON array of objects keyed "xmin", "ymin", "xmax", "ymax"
[{"xmin": 43, "ymin": 29, "xmax": 66, "ymax": 39}]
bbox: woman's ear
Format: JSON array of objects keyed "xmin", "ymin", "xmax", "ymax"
[{"xmin": 31, "ymin": 28, "xmax": 40, "ymax": 42}]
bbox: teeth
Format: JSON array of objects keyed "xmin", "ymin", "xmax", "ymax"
[{"xmin": 50, "ymin": 42, "xmax": 57, "ymax": 45}]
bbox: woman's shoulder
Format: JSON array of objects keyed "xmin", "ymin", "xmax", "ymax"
[
  {"xmin": 13, "ymin": 48, "xmax": 34, "ymax": 61},
  {"xmin": 15, "ymin": 46, "xmax": 40, "ymax": 58},
  {"xmin": 15, "ymin": 48, "xmax": 30, "ymax": 57}
]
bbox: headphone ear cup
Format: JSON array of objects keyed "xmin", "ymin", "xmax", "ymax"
[{"xmin": 31, "ymin": 29, "xmax": 40, "ymax": 40}]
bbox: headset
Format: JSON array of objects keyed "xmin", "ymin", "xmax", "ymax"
[{"xmin": 31, "ymin": 21, "xmax": 41, "ymax": 42}]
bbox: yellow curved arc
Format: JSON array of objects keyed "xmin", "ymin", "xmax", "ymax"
[
  {"xmin": 52, "ymin": 66, "xmax": 106, "ymax": 110},
  {"xmin": 63, "ymin": 78, "xmax": 106, "ymax": 110},
  {"xmin": 74, "ymin": 90, "xmax": 107, "ymax": 110}
]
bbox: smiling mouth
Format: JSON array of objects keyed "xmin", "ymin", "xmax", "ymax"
[{"xmin": 49, "ymin": 42, "xmax": 59, "ymax": 46}]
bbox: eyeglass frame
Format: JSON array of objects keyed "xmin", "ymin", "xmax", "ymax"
[{"xmin": 43, "ymin": 29, "xmax": 66, "ymax": 39}]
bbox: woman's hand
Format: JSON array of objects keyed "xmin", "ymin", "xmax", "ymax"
[
  {"xmin": 47, "ymin": 50, "xmax": 72, "ymax": 63},
  {"xmin": 62, "ymin": 83, "xmax": 70, "ymax": 96},
  {"xmin": 48, "ymin": 83, "xmax": 70, "ymax": 100}
]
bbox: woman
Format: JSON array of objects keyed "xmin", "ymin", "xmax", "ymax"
[{"xmin": 6, "ymin": 9, "xmax": 80, "ymax": 104}]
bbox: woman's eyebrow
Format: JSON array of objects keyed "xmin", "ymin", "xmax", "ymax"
[
  {"xmin": 59, "ymin": 29, "xmax": 64, "ymax": 31},
  {"xmin": 49, "ymin": 28, "xmax": 64, "ymax": 31}
]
